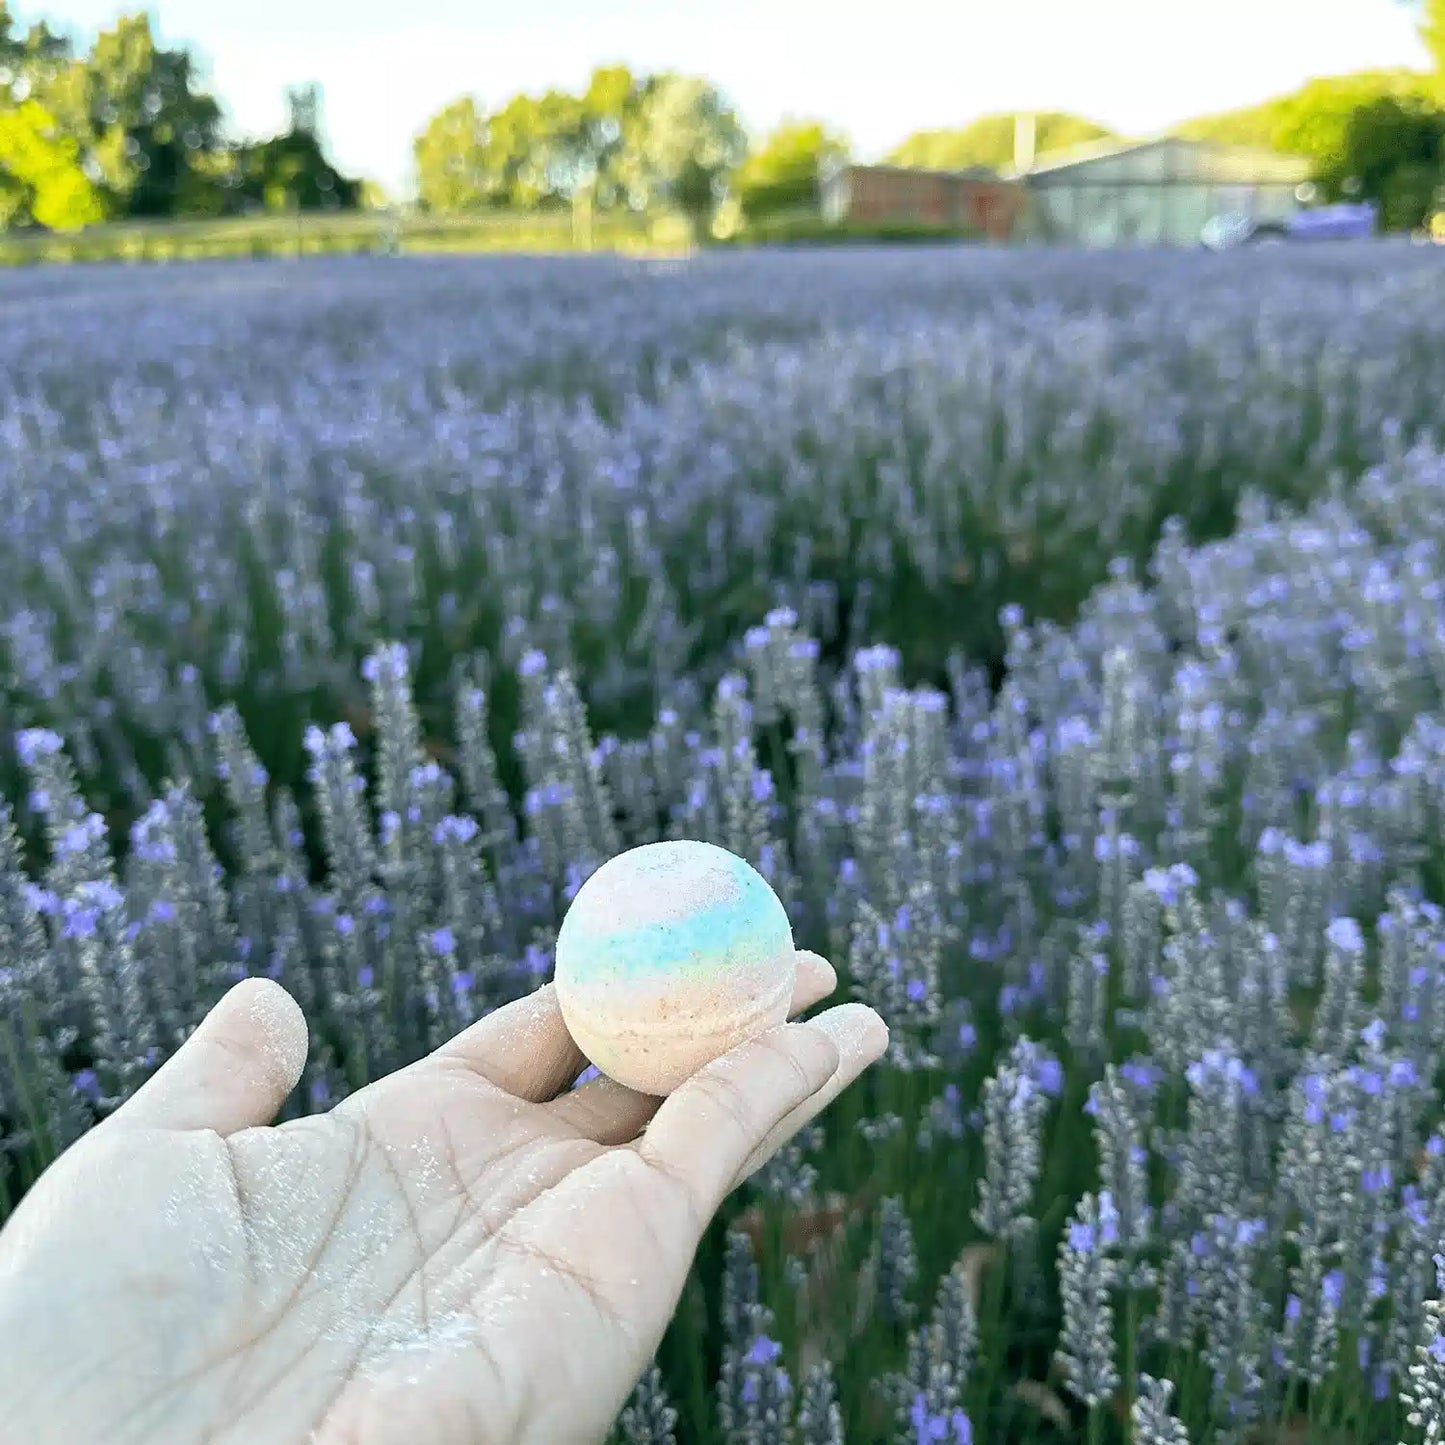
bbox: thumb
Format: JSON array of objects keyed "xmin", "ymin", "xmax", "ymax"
[{"xmin": 108, "ymin": 977, "xmax": 309, "ymax": 1137}]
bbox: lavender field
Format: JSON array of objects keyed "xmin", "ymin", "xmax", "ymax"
[{"xmin": 5, "ymin": 243, "xmax": 1445, "ymax": 1443}]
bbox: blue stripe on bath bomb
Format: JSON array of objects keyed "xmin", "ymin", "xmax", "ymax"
[{"xmin": 559, "ymin": 849, "xmax": 790, "ymax": 984}]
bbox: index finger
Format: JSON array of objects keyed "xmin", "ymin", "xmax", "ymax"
[
  {"xmin": 636, "ymin": 1002, "xmax": 887, "ymax": 1220},
  {"xmin": 431, "ymin": 983, "xmax": 586, "ymax": 1103}
]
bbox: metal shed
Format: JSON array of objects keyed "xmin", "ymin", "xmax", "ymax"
[{"xmin": 1010, "ymin": 136, "xmax": 1313, "ymax": 246}]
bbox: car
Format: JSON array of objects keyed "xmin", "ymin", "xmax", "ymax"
[{"xmin": 1202, "ymin": 201, "xmax": 1378, "ymax": 250}]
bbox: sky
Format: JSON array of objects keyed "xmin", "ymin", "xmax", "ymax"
[{"xmin": 34, "ymin": 0, "xmax": 1436, "ymax": 199}]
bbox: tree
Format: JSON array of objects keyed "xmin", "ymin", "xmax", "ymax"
[
  {"xmin": 232, "ymin": 125, "xmax": 360, "ymax": 213},
  {"xmin": 580, "ymin": 64, "xmax": 641, "ymax": 208},
  {"xmin": 0, "ymin": 98, "xmax": 105, "ymax": 228},
  {"xmin": 81, "ymin": 12, "xmax": 224, "ymax": 217},
  {"xmin": 416, "ymin": 86, "xmax": 592, "ymax": 211},
  {"xmin": 2, "ymin": 8, "xmax": 362, "ymax": 228},
  {"xmin": 477, "ymin": 71, "xmax": 647, "ymax": 212},
  {"xmin": 0, "ymin": 6, "xmax": 102, "ymax": 228},
  {"xmin": 734, "ymin": 119, "xmax": 848, "ymax": 221},
  {"xmin": 414, "ymin": 96, "xmax": 491, "ymax": 211},
  {"xmin": 0, "ymin": 2, "xmax": 70, "ymax": 75},
  {"xmin": 478, "ymin": 89, "xmax": 573, "ymax": 208},
  {"xmin": 1416, "ymin": 0, "xmax": 1445, "ymax": 76},
  {"xmin": 887, "ymin": 112, "xmax": 1117, "ymax": 172},
  {"xmin": 412, "ymin": 65, "xmax": 743, "ymax": 226},
  {"xmin": 0, "ymin": 2, "xmax": 27, "ymax": 69},
  {"xmin": 1178, "ymin": 66, "xmax": 1445, "ymax": 231},
  {"xmin": 615, "ymin": 72, "xmax": 746, "ymax": 234},
  {"xmin": 414, "ymin": 68, "xmax": 646, "ymax": 216},
  {"xmin": 357, "ymin": 178, "xmax": 389, "ymax": 210},
  {"xmin": 1335, "ymin": 91, "xmax": 1445, "ymax": 228},
  {"xmin": 1175, "ymin": 69, "xmax": 1433, "ymax": 154}
]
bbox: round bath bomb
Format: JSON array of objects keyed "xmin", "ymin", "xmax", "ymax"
[{"xmin": 554, "ymin": 840, "xmax": 796, "ymax": 1095}]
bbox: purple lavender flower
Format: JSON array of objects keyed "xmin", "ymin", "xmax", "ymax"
[{"xmin": 15, "ymin": 728, "xmax": 64, "ymax": 767}]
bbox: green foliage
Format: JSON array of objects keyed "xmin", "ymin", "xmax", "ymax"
[
  {"xmin": 484, "ymin": 89, "xmax": 589, "ymax": 209},
  {"xmin": 886, "ymin": 112, "xmax": 1117, "ymax": 172},
  {"xmin": 414, "ymin": 68, "xmax": 650, "ymax": 214},
  {"xmin": 414, "ymin": 96, "xmax": 493, "ymax": 212},
  {"xmin": 1338, "ymin": 92, "xmax": 1445, "ymax": 228},
  {"xmin": 0, "ymin": 2, "xmax": 97, "ymax": 227},
  {"xmin": 734, "ymin": 119, "xmax": 848, "ymax": 221},
  {"xmin": 1178, "ymin": 69, "xmax": 1445, "ymax": 228},
  {"xmin": 0, "ymin": 98, "xmax": 104, "ymax": 228},
  {"xmin": 604, "ymin": 72, "xmax": 746, "ymax": 231},
  {"xmin": 357, "ymin": 179, "xmax": 389, "ymax": 211},
  {"xmin": 231, "ymin": 130, "xmax": 360, "ymax": 214},
  {"xmin": 1175, "ymin": 68, "xmax": 1435, "ymax": 156},
  {"xmin": 719, "ymin": 211, "xmax": 980, "ymax": 247},
  {"xmin": 413, "ymin": 67, "xmax": 746, "ymax": 233},
  {"xmin": 0, "ymin": 7, "xmax": 357, "ymax": 230},
  {"xmin": 0, "ymin": 206, "xmax": 667, "ymax": 265},
  {"xmin": 1424, "ymin": 0, "xmax": 1445, "ymax": 74},
  {"xmin": 81, "ymin": 12, "xmax": 224, "ymax": 218}
]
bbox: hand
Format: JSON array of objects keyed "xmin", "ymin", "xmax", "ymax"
[{"xmin": 0, "ymin": 951, "xmax": 886, "ymax": 1445}]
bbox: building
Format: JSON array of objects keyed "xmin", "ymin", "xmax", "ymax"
[
  {"xmin": 819, "ymin": 161, "xmax": 1026, "ymax": 241},
  {"xmin": 1008, "ymin": 135, "xmax": 1313, "ymax": 247}
]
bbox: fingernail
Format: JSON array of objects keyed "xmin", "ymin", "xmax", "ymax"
[
  {"xmin": 796, "ymin": 950, "xmax": 837, "ymax": 993},
  {"xmin": 811, "ymin": 1003, "xmax": 889, "ymax": 1060}
]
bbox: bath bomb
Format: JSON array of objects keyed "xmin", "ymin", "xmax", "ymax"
[{"xmin": 554, "ymin": 840, "xmax": 796, "ymax": 1095}]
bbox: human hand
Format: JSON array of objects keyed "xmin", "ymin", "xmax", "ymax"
[{"xmin": 0, "ymin": 951, "xmax": 886, "ymax": 1445}]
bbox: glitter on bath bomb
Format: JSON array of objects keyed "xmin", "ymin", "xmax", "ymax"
[{"xmin": 554, "ymin": 840, "xmax": 795, "ymax": 1095}]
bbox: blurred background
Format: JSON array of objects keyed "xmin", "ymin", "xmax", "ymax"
[{"xmin": 1, "ymin": 0, "xmax": 1443, "ymax": 258}]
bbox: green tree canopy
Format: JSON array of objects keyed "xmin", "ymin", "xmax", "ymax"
[
  {"xmin": 886, "ymin": 112, "xmax": 1118, "ymax": 172},
  {"xmin": 1173, "ymin": 65, "xmax": 1445, "ymax": 229},
  {"xmin": 414, "ymin": 70, "xmax": 646, "ymax": 213},
  {"xmin": 1, "ymin": 7, "xmax": 362, "ymax": 228},
  {"xmin": 1419, "ymin": 0, "xmax": 1445, "ymax": 74},
  {"xmin": 734, "ymin": 118, "xmax": 848, "ymax": 220},
  {"xmin": 1336, "ymin": 92, "xmax": 1445, "ymax": 228},
  {"xmin": 0, "ymin": 97, "xmax": 104, "ymax": 228},
  {"xmin": 0, "ymin": 1, "xmax": 90, "ymax": 226},
  {"xmin": 0, "ymin": 6, "xmax": 230, "ymax": 226},
  {"xmin": 232, "ymin": 128, "xmax": 359, "ymax": 213},
  {"xmin": 1174, "ymin": 69, "xmax": 1434, "ymax": 155},
  {"xmin": 612, "ymin": 72, "xmax": 745, "ymax": 229},
  {"xmin": 413, "ymin": 67, "xmax": 745, "ymax": 230},
  {"xmin": 1176, "ymin": 67, "xmax": 1445, "ymax": 227},
  {"xmin": 414, "ymin": 95, "xmax": 493, "ymax": 211},
  {"xmin": 80, "ymin": 12, "xmax": 224, "ymax": 217}
]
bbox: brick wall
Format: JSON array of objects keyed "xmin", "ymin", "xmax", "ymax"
[{"xmin": 839, "ymin": 167, "xmax": 1024, "ymax": 239}]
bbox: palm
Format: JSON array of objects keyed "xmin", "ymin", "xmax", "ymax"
[{"xmin": 0, "ymin": 956, "xmax": 885, "ymax": 1445}]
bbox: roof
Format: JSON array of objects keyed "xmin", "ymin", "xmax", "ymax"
[
  {"xmin": 1004, "ymin": 134, "xmax": 1159, "ymax": 177},
  {"xmin": 1002, "ymin": 134, "xmax": 1312, "ymax": 184},
  {"xmin": 837, "ymin": 162, "xmax": 1008, "ymax": 184}
]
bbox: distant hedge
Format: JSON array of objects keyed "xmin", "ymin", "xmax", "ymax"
[
  {"xmin": 720, "ymin": 214, "xmax": 984, "ymax": 247},
  {"xmin": 0, "ymin": 211, "xmax": 676, "ymax": 267}
]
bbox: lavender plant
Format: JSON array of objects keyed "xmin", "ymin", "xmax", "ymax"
[{"xmin": 3, "ymin": 248, "xmax": 1445, "ymax": 1443}]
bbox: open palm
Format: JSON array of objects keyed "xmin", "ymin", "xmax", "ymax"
[{"xmin": 0, "ymin": 953, "xmax": 885, "ymax": 1445}]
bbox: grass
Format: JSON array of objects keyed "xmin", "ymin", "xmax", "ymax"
[{"xmin": 0, "ymin": 208, "xmax": 693, "ymax": 267}]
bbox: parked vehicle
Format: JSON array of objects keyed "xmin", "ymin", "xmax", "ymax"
[{"xmin": 1202, "ymin": 201, "xmax": 1378, "ymax": 250}]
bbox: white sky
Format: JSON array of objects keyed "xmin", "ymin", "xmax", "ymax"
[{"xmin": 35, "ymin": 0, "xmax": 1434, "ymax": 198}]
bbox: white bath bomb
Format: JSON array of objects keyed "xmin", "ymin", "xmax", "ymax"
[{"xmin": 554, "ymin": 840, "xmax": 796, "ymax": 1095}]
